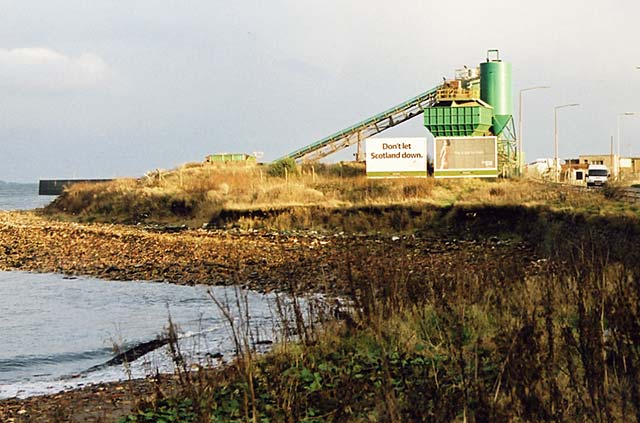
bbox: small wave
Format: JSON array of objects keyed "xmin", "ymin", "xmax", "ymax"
[
  {"xmin": 177, "ymin": 297, "xmax": 210, "ymax": 305},
  {"xmin": 0, "ymin": 348, "xmax": 113, "ymax": 372}
]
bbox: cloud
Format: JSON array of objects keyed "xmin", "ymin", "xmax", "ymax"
[{"xmin": 0, "ymin": 48, "xmax": 114, "ymax": 94}]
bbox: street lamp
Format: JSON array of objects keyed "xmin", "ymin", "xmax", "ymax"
[
  {"xmin": 554, "ymin": 103, "xmax": 579, "ymax": 182},
  {"xmin": 616, "ymin": 112, "xmax": 638, "ymax": 178},
  {"xmin": 617, "ymin": 112, "xmax": 637, "ymax": 157},
  {"xmin": 518, "ymin": 86, "xmax": 550, "ymax": 175}
]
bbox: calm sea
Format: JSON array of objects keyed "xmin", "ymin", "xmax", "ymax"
[
  {"xmin": 0, "ymin": 273, "xmax": 285, "ymax": 399},
  {"xmin": 0, "ymin": 186, "xmax": 302, "ymax": 400},
  {"xmin": 0, "ymin": 182, "xmax": 53, "ymax": 211}
]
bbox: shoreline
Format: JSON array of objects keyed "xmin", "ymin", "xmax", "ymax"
[
  {"xmin": 1, "ymin": 375, "xmax": 182, "ymax": 423},
  {"xmin": 0, "ymin": 209, "xmax": 538, "ymax": 421},
  {"xmin": 0, "ymin": 209, "xmax": 537, "ymax": 294}
]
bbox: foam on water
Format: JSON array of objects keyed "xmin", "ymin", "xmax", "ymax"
[{"xmin": 0, "ymin": 272, "xmax": 295, "ymax": 399}]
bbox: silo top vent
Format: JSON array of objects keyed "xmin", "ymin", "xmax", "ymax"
[{"xmin": 486, "ymin": 49, "xmax": 501, "ymax": 62}]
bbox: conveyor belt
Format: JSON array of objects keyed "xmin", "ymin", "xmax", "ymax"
[{"xmin": 275, "ymin": 85, "xmax": 441, "ymax": 162}]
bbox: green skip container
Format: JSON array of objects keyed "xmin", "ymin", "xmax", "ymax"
[{"xmin": 424, "ymin": 105, "xmax": 493, "ymax": 137}]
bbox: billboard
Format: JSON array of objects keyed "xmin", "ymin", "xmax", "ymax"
[
  {"xmin": 434, "ymin": 136, "xmax": 498, "ymax": 178},
  {"xmin": 366, "ymin": 137, "xmax": 427, "ymax": 178}
]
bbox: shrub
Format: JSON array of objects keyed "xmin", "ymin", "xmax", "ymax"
[
  {"xmin": 603, "ymin": 183, "xmax": 624, "ymax": 200},
  {"xmin": 267, "ymin": 158, "xmax": 298, "ymax": 178}
]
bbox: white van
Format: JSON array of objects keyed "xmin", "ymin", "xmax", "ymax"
[{"xmin": 586, "ymin": 164, "xmax": 609, "ymax": 187}]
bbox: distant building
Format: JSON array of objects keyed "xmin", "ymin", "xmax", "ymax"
[
  {"xmin": 578, "ymin": 154, "xmax": 619, "ymax": 178},
  {"xmin": 560, "ymin": 159, "xmax": 588, "ymax": 185},
  {"xmin": 578, "ymin": 154, "xmax": 616, "ymax": 168},
  {"xmin": 527, "ymin": 154, "xmax": 640, "ymax": 183},
  {"xmin": 205, "ymin": 153, "xmax": 257, "ymax": 165},
  {"xmin": 627, "ymin": 158, "xmax": 640, "ymax": 174},
  {"xmin": 577, "ymin": 154, "xmax": 640, "ymax": 180}
]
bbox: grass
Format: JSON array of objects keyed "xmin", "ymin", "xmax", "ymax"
[
  {"xmin": 42, "ymin": 161, "xmax": 635, "ymax": 230},
  {"xmin": 108, "ymin": 185, "xmax": 640, "ymax": 422},
  {"xmin": 118, "ymin": 209, "xmax": 640, "ymax": 422},
  {"xmin": 37, "ymin": 159, "xmax": 640, "ymax": 421}
]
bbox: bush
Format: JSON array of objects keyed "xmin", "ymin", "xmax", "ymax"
[
  {"xmin": 603, "ymin": 183, "xmax": 625, "ymax": 200},
  {"xmin": 267, "ymin": 158, "xmax": 298, "ymax": 178}
]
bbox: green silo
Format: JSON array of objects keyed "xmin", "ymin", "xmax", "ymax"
[{"xmin": 480, "ymin": 52, "xmax": 512, "ymax": 136}]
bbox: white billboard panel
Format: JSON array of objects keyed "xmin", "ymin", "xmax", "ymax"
[
  {"xmin": 366, "ymin": 137, "xmax": 427, "ymax": 178},
  {"xmin": 434, "ymin": 136, "xmax": 498, "ymax": 178}
]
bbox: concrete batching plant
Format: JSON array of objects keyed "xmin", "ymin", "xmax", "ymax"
[
  {"xmin": 276, "ymin": 50, "xmax": 517, "ymax": 178},
  {"xmin": 425, "ymin": 50, "xmax": 517, "ymax": 177}
]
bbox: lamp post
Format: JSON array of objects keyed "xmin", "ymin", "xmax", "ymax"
[
  {"xmin": 554, "ymin": 103, "xmax": 579, "ymax": 182},
  {"xmin": 617, "ymin": 112, "xmax": 638, "ymax": 179},
  {"xmin": 518, "ymin": 86, "xmax": 550, "ymax": 176}
]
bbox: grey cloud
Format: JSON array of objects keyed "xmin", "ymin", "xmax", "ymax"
[
  {"xmin": 1, "ymin": 0, "xmax": 640, "ymax": 182},
  {"xmin": 0, "ymin": 48, "xmax": 114, "ymax": 95}
]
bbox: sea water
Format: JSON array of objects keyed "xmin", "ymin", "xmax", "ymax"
[
  {"xmin": 0, "ymin": 272, "xmax": 298, "ymax": 399},
  {"xmin": 0, "ymin": 185, "xmax": 311, "ymax": 399},
  {"xmin": 0, "ymin": 182, "xmax": 53, "ymax": 211}
]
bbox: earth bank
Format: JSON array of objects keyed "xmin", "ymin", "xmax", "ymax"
[{"xmin": 2, "ymin": 198, "xmax": 640, "ymax": 421}]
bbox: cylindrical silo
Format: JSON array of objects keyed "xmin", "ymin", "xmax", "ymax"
[{"xmin": 480, "ymin": 55, "xmax": 512, "ymax": 136}]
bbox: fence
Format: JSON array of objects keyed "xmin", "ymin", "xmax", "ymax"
[{"xmin": 622, "ymin": 187, "xmax": 640, "ymax": 203}]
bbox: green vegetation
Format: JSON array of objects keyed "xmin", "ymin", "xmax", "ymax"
[
  {"xmin": 267, "ymin": 157, "xmax": 298, "ymax": 178},
  {"xmin": 39, "ymin": 160, "xmax": 640, "ymax": 421},
  {"xmin": 116, "ymin": 203, "xmax": 640, "ymax": 422}
]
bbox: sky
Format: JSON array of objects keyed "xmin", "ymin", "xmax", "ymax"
[{"xmin": 1, "ymin": 0, "xmax": 640, "ymax": 182}]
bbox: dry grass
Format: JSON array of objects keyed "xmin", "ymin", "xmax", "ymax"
[
  {"xmin": 120, "ymin": 208, "xmax": 640, "ymax": 422},
  {"xmin": 43, "ymin": 161, "xmax": 638, "ymax": 227},
  {"xmin": 16, "ymin": 160, "xmax": 640, "ymax": 422}
]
